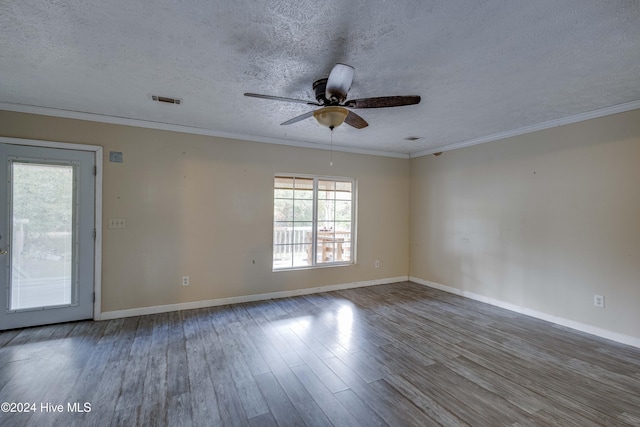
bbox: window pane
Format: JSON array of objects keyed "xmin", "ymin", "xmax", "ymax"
[
  {"xmin": 274, "ymin": 222, "xmax": 293, "ymax": 244},
  {"xmin": 294, "ymin": 199, "xmax": 313, "ymax": 221},
  {"xmin": 274, "ymin": 189, "xmax": 293, "ymax": 198},
  {"xmin": 274, "ymin": 199, "xmax": 293, "ymax": 221},
  {"xmin": 334, "ymin": 181, "xmax": 351, "ymax": 201},
  {"xmin": 317, "ymin": 241, "xmax": 336, "ymax": 263},
  {"xmin": 335, "ymin": 200, "xmax": 352, "ymax": 221},
  {"xmin": 318, "ymin": 222, "xmax": 335, "ymax": 233},
  {"xmin": 335, "ymin": 189, "xmax": 352, "ymax": 200},
  {"xmin": 335, "ymin": 221, "xmax": 351, "ymax": 232},
  {"xmin": 318, "ymin": 180, "xmax": 335, "ymax": 192},
  {"xmin": 316, "ymin": 239, "xmax": 348, "ymax": 263},
  {"xmin": 294, "ymin": 177, "xmax": 313, "ymax": 190},
  {"xmin": 317, "ymin": 226, "xmax": 334, "ymax": 237},
  {"xmin": 335, "ymin": 181, "xmax": 352, "ymax": 192},
  {"xmin": 342, "ymin": 241, "xmax": 352, "ymax": 261},
  {"xmin": 293, "ymin": 253, "xmax": 310, "ymax": 268},
  {"xmin": 273, "ymin": 245, "xmax": 293, "ymax": 269},
  {"xmin": 317, "ymin": 199, "xmax": 334, "ymax": 222},
  {"xmin": 293, "ymin": 224, "xmax": 313, "ymax": 244},
  {"xmin": 295, "ymin": 178, "xmax": 313, "ymax": 199},
  {"xmin": 275, "ymin": 177, "xmax": 294, "ymax": 189},
  {"xmin": 295, "ymin": 189, "xmax": 313, "ymax": 199}
]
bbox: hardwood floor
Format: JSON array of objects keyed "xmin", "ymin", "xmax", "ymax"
[{"xmin": 1, "ymin": 281, "xmax": 639, "ymax": 426}]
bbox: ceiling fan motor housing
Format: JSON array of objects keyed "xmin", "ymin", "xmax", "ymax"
[{"xmin": 313, "ymin": 78, "xmax": 329, "ymax": 105}]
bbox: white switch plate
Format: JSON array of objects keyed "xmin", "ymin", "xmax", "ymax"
[{"xmin": 108, "ymin": 218, "xmax": 126, "ymax": 229}]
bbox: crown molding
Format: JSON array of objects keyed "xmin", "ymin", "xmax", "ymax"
[
  {"xmin": 0, "ymin": 102, "xmax": 410, "ymax": 159},
  {"xmin": 3, "ymin": 100, "xmax": 639, "ymax": 161},
  {"xmin": 410, "ymin": 100, "xmax": 640, "ymax": 158}
]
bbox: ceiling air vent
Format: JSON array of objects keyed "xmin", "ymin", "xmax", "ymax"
[{"xmin": 150, "ymin": 95, "xmax": 182, "ymax": 105}]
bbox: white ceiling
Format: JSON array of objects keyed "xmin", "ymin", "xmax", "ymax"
[{"xmin": 1, "ymin": 1, "xmax": 639, "ymax": 157}]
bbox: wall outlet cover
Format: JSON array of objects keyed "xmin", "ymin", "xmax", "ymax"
[{"xmin": 594, "ymin": 294, "xmax": 605, "ymax": 308}]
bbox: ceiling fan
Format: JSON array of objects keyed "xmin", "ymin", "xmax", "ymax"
[{"xmin": 244, "ymin": 63, "xmax": 420, "ymax": 130}]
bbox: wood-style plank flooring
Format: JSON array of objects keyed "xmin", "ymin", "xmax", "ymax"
[{"xmin": 1, "ymin": 282, "xmax": 639, "ymax": 426}]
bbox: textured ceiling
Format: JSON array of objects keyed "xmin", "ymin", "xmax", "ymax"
[{"xmin": 1, "ymin": 0, "xmax": 639, "ymax": 156}]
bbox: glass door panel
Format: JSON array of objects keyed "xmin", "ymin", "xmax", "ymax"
[{"xmin": 10, "ymin": 162, "xmax": 76, "ymax": 311}]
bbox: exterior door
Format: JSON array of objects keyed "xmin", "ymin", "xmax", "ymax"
[{"xmin": 0, "ymin": 143, "xmax": 95, "ymax": 330}]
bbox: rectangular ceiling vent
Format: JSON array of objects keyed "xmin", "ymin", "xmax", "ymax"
[{"xmin": 150, "ymin": 95, "xmax": 182, "ymax": 105}]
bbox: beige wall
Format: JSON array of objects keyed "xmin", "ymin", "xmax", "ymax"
[
  {"xmin": 3, "ymin": 107, "xmax": 639, "ymax": 341},
  {"xmin": 0, "ymin": 111, "xmax": 410, "ymax": 312},
  {"xmin": 410, "ymin": 109, "xmax": 640, "ymax": 339}
]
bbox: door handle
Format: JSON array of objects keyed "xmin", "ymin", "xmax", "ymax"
[{"xmin": 0, "ymin": 250, "xmax": 7, "ymax": 255}]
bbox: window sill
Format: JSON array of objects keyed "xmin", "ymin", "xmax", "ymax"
[{"xmin": 273, "ymin": 262, "xmax": 355, "ymax": 272}]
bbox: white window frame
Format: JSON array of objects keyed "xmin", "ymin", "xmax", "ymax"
[{"xmin": 273, "ymin": 174, "xmax": 357, "ymax": 271}]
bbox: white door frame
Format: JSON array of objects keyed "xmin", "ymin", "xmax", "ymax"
[{"xmin": 0, "ymin": 136, "xmax": 103, "ymax": 321}]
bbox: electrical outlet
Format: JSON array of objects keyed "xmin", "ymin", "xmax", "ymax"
[
  {"xmin": 375, "ymin": 260, "xmax": 380, "ymax": 268},
  {"xmin": 593, "ymin": 294, "xmax": 604, "ymax": 308},
  {"xmin": 182, "ymin": 276, "xmax": 190, "ymax": 286},
  {"xmin": 108, "ymin": 218, "xmax": 126, "ymax": 229}
]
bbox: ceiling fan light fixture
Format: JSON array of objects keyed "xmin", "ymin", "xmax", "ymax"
[
  {"xmin": 313, "ymin": 106, "xmax": 349, "ymax": 130},
  {"xmin": 245, "ymin": 63, "xmax": 419, "ymax": 130}
]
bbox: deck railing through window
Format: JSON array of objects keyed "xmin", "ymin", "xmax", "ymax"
[
  {"xmin": 273, "ymin": 227, "xmax": 351, "ymax": 269},
  {"xmin": 273, "ymin": 227, "xmax": 311, "ymax": 257}
]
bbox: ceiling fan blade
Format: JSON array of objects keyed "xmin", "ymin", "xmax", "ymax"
[
  {"xmin": 244, "ymin": 93, "xmax": 319, "ymax": 106},
  {"xmin": 345, "ymin": 95, "xmax": 421, "ymax": 109},
  {"xmin": 280, "ymin": 110, "xmax": 315, "ymax": 125},
  {"xmin": 325, "ymin": 63, "xmax": 354, "ymax": 103},
  {"xmin": 344, "ymin": 111, "xmax": 368, "ymax": 129}
]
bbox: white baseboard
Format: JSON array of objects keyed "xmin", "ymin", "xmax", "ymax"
[
  {"xmin": 409, "ymin": 277, "xmax": 640, "ymax": 349},
  {"xmin": 98, "ymin": 276, "xmax": 408, "ymax": 320}
]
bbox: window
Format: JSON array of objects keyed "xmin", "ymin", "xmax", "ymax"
[{"xmin": 273, "ymin": 175, "xmax": 356, "ymax": 270}]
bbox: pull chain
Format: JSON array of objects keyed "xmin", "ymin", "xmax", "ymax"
[{"xmin": 330, "ymin": 127, "xmax": 334, "ymax": 166}]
